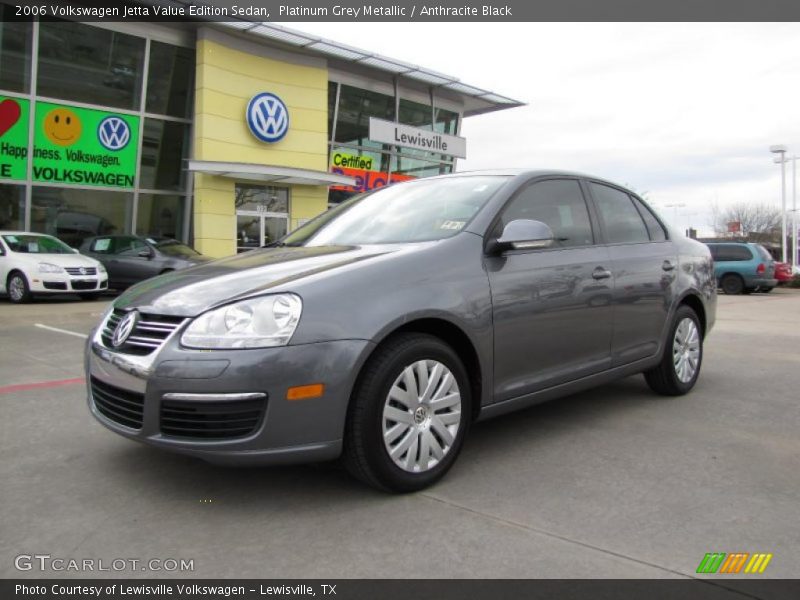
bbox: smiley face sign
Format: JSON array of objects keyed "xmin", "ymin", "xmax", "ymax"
[{"xmin": 43, "ymin": 108, "xmax": 82, "ymax": 146}]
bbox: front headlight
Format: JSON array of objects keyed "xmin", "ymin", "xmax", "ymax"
[
  {"xmin": 38, "ymin": 262, "xmax": 64, "ymax": 273},
  {"xmin": 181, "ymin": 294, "xmax": 302, "ymax": 349},
  {"xmin": 97, "ymin": 264, "xmax": 107, "ymax": 274}
]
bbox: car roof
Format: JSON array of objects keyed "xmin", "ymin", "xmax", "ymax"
[
  {"xmin": 423, "ymin": 169, "xmax": 637, "ymax": 192},
  {"xmin": 0, "ymin": 231, "xmax": 52, "ymax": 236}
]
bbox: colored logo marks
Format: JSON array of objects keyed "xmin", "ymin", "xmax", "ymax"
[
  {"xmin": 97, "ymin": 116, "xmax": 131, "ymax": 151},
  {"xmin": 43, "ymin": 108, "xmax": 82, "ymax": 146},
  {"xmin": 246, "ymin": 92, "xmax": 289, "ymax": 143},
  {"xmin": 696, "ymin": 552, "xmax": 773, "ymax": 574},
  {"xmin": 0, "ymin": 98, "xmax": 21, "ymax": 137}
]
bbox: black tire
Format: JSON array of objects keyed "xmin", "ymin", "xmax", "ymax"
[
  {"xmin": 343, "ymin": 333, "xmax": 471, "ymax": 493},
  {"xmin": 720, "ymin": 274, "xmax": 744, "ymax": 295},
  {"xmin": 7, "ymin": 271, "xmax": 32, "ymax": 304},
  {"xmin": 644, "ymin": 305, "xmax": 703, "ymax": 396}
]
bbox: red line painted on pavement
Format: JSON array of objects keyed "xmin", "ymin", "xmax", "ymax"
[{"xmin": 0, "ymin": 377, "xmax": 85, "ymax": 395}]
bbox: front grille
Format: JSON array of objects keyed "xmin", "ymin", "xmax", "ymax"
[
  {"xmin": 160, "ymin": 398, "xmax": 265, "ymax": 440},
  {"xmin": 43, "ymin": 281, "xmax": 67, "ymax": 290},
  {"xmin": 101, "ymin": 309, "xmax": 185, "ymax": 355},
  {"xmin": 66, "ymin": 267, "xmax": 97, "ymax": 276},
  {"xmin": 91, "ymin": 377, "xmax": 145, "ymax": 430},
  {"xmin": 71, "ymin": 280, "xmax": 97, "ymax": 290}
]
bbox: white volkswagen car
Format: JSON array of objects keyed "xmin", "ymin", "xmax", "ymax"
[{"xmin": 0, "ymin": 231, "xmax": 108, "ymax": 303}]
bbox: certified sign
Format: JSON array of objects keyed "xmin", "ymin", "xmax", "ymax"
[
  {"xmin": 246, "ymin": 92, "xmax": 289, "ymax": 143},
  {"xmin": 369, "ymin": 117, "xmax": 466, "ymax": 159}
]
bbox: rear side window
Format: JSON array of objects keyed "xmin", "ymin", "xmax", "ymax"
[
  {"xmin": 589, "ymin": 183, "xmax": 650, "ymax": 244},
  {"xmin": 499, "ymin": 179, "xmax": 594, "ymax": 248},
  {"xmin": 632, "ymin": 197, "xmax": 667, "ymax": 241},
  {"xmin": 712, "ymin": 245, "xmax": 753, "ymax": 261}
]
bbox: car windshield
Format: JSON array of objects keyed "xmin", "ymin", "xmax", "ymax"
[
  {"xmin": 282, "ymin": 175, "xmax": 510, "ymax": 246},
  {"xmin": 152, "ymin": 239, "xmax": 200, "ymax": 258},
  {"xmin": 2, "ymin": 234, "xmax": 74, "ymax": 254}
]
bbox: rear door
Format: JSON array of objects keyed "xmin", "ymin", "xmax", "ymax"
[
  {"xmin": 586, "ymin": 182, "xmax": 677, "ymax": 366},
  {"xmin": 485, "ymin": 178, "xmax": 614, "ymax": 402}
]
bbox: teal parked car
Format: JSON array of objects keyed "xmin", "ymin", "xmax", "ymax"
[{"xmin": 706, "ymin": 242, "xmax": 777, "ymax": 294}]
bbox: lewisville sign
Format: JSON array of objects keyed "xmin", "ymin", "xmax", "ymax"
[
  {"xmin": 369, "ymin": 117, "xmax": 466, "ymax": 159},
  {"xmin": 0, "ymin": 97, "xmax": 139, "ymax": 188}
]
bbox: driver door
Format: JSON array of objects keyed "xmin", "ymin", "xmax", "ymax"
[{"xmin": 485, "ymin": 178, "xmax": 615, "ymax": 402}]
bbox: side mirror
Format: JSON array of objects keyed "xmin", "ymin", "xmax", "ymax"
[{"xmin": 491, "ymin": 219, "xmax": 554, "ymax": 253}]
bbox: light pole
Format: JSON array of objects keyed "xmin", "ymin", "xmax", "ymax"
[
  {"xmin": 664, "ymin": 203, "xmax": 686, "ymax": 232},
  {"xmin": 793, "ymin": 155, "xmax": 798, "ymax": 266},
  {"xmin": 769, "ymin": 145, "xmax": 788, "ymax": 263}
]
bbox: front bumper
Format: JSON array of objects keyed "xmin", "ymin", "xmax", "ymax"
[
  {"xmin": 86, "ymin": 327, "xmax": 373, "ymax": 465},
  {"xmin": 30, "ymin": 274, "xmax": 108, "ymax": 293}
]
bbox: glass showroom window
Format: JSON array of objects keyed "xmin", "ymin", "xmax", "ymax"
[
  {"xmin": 335, "ymin": 84, "xmax": 394, "ymax": 150},
  {"xmin": 0, "ymin": 11, "xmax": 32, "ymax": 93},
  {"xmin": 399, "ymin": 98, "xmax": 431, "ymax": 129},
  {"xmin": 30, "ymin": 187, "xmax": 132, "ymax": 248},
  {"xmin": 0, "ymin": 183, "xmax": 24, "ymax": 230},
  {"xmin": 434, "ymin": 107, "xmax": 459, "ymax": 135},
  {"xmin": 146, "ymin": 41, "xmax": 194, "ymax": 119},
  {"xmin": 391, "ymin": 154, "xmax": 453, "ymax": 179},
  {"xmin": 37, "ymin": 20, "xmax": 145, "ymax": 111},
  {"xmin": 139, "ymin": 118, "xmax": 190, "ymax": 191},
  {"xmin": 136, "ymin": 194, "xmax": 185, "ymax": 240}
]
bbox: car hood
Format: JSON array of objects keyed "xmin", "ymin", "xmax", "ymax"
[
  {"xmin": 114, "ymin": 244, "xmax": 420, "ymax": 316},
  {"xmin": 11, "ymin": 252, "xmax": 101, "ymax": 269}
]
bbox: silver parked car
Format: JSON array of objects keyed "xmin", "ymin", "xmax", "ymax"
[{"xmin": 86, "ymin": 171, "xmax": 716, "ymax": 492}]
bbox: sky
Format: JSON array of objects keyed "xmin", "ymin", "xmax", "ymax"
[{"xmin": 281, "ymin": 22, "xmax": 800, "ymax": 235}]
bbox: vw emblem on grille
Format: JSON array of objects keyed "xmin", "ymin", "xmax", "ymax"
[
  {"xmin": 79, "ymin": 267, "xmax": 87, "ymax": 275},
  {"xmin": 246, "ymin": 92, "xmax": 289, "ymax": 143},
  {"xmin": 112, "ymin": 311, "xmax": 138, "ymax": 348},
  {"xmin": 97, "ymin": 116, "xmax": 131, "ymax": 151}
]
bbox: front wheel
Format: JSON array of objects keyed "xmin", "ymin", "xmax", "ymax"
[
  {"xmin": 644, "ymin": 305, "xmax": 703, "ymax": 396},
  {"xmin": 7, "ymin": 272, "xmax": 32, "ymax": 303},
  {"xmin": 343, "ymin": 333, "xmax": 471, "ymax": 492}
]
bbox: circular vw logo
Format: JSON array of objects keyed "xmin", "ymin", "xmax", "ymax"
[
  {"xmin": 79, "ymin": 267, "xmax": 87, "ymax": 275},
  {"xmin": 97, "ymin": 116, "xmax": 131, "ymax": 151},
  {"xmin": 112, "ymin": 311, "xmax": 138, "ymax": 348},
  {"xmin": 246, "ymin": 92, "xmax": 289, "ymax": 143}
]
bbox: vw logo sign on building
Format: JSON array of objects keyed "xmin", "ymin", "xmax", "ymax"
[
  {"xmin": 112, "ymin": 311, "xmax": 139, "ymax": 348},
  {"xmin": 97, "ymin": 116, "xmax": 131, "ymax": 151},
  {"xmin": 246, "ymin": 92, "xmax": 289, "ymax": 143}
]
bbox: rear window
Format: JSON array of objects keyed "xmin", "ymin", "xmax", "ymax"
[{"xmin": 754, "ymin": 245, "xmax": 773, "ymax": 261}]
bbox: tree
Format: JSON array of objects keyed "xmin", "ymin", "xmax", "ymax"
[{"xmin": 709, "ymin": 202, "xmax": 782, "ymax": 243}]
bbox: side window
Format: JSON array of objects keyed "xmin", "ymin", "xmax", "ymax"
[
  {"xmin": 716, "ymin": 245, "xmax": 753, "ymax": 261},
  {"xmin": 90, "ymin": 238, "xmax": 114, "ymax": 254},
  {"xmin": 117, "ymin": 237, "xmax": 148, "ymax": 257},
  {"xmin": 631, "ymin": 196, "xmax": 667, "ymax": 241},
  {"xmin": 590, "ymin": 183, "xmax": 650, "ymax": 244},
  {"xmin": 498, "ymin": 179, "xmax": 594, "ymax": 248}
]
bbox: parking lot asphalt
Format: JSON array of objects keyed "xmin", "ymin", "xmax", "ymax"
[{"xmin": 1, "ymin": 290, "xmax": 798, "ymax": 580}]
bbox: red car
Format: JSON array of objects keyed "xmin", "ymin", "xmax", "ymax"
[{"xmin": 774, "ymin": 262, "xmax": 793, "ymax": 284}]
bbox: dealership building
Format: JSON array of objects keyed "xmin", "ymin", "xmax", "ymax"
[{"xmin": 0, "ymin": 12, "xmax": 522, "ymax": 256}]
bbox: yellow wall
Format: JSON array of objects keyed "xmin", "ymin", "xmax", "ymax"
[{"xmin": 193, "ymin": 33, "xmax": 330, "ymax": 257}]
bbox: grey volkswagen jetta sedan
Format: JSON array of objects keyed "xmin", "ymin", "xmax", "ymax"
[{"xmin": 86, "ymin": 171, "xmax": 716, "ymax": 492}]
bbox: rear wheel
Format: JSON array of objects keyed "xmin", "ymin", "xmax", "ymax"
[
  {"xmin": 720, "ymin": 274, "xmax": 744, "ymax": 295},
  {"xmin": 644, "ymin": 305, "xmax": 703, "ymax": 396},
  {"xmin": 343, "ymin": 333, "xmax": 471, "ymax": 492},
  {"xmin": 7, "ymin": 271, "xmax": 32, "ymax": 304}
]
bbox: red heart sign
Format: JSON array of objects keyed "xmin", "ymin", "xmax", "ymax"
[{"xmin": 0, "ymin": 98, "xmax": 22, "ymax": 137}]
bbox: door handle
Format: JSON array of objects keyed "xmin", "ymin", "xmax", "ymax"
[
  {"xmin": 662, "ymin": 260, "xmax": 676, "ymax": 271},
  {"xmin": 592, "ymin": 267, "xmax": 612, "ymax": 280}
]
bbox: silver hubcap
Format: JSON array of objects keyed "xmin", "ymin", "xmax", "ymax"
[
  {"xmin": 673, "ymin": 317, "xmax": 701, "ymax": 383},
  {"xmin": 9, "ymin": 276, "xmax": 24, "ymax": 301},
  {"xmin": 382, "ymin": 359, "xmax": 462, "ymax": 473}
]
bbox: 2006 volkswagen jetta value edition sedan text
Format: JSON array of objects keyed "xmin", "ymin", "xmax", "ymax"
[{"xmin": 86, "ymin": 171, "xmax": 716, "ymax": 492}]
